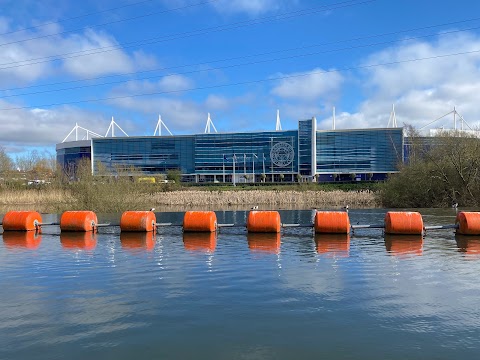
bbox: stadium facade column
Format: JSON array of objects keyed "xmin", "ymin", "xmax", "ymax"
[{"xmin": 311, "ymin": 117, "xmax": 317, "ymax": 180}]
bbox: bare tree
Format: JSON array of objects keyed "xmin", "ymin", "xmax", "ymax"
[{"xmin": 0, "ymin": 146, "xmax": 14, "ymax": 178}]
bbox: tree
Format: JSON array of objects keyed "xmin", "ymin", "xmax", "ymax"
[
  {"xmin": 261, "ymin": 173, "xmax": 266, "ymax": 183},
  {"xmin": 381, "ymin": 129, "xmax": 480, "ymax": 207},
  {"xmin": 0, "ymin": 146, "xmax": 14, "ymax": 178},
  {"xmin": 166, "ymin": 169, "xmax": 181, "ymax": 183},
  {"xmin": 279, "ymin": 173, "xmax": 284, "ymax": 182}
]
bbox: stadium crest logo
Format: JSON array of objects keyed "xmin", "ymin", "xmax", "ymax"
[{"xmin": 270, "ymin": 142, "xmax": 294, "ymax": 167}]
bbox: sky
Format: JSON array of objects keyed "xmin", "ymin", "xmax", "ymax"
[{"xmin": 1, "ymin": 0, "xmax": 480, "ymax": 154}]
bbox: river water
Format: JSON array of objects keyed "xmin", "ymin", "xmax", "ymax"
[{"xmin": 1, "ymin": 208, "xmax": 480, "ymax": 359}]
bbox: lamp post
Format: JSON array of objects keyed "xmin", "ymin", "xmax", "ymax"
[
  {"xmin": 252, "ymin": 153, "xmax": 257, "ymax": 183},
  {"xmin": 222, "ymin": 154, "xmax": 225, "ymax": 183},
  {"xmin": 233, "ymin": 154, "xmax": 236, "ymax": 187}
]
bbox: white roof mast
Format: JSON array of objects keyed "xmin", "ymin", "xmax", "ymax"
[
  {"xmin": 204, "ymin": 113, "xmax": 218, "ymax": 133},
  {"xmin": 105, "ymin": 116, "xmax": 129, "ymax": 137},
  {"xmin": 275, "ymin": 109, "xmax": 282, "ymax": 131},
  {"xmin": 62, "ymin": 123, "xmax": 103, "ymax": 143},
  {"xmin": 387, "ymin": 104, "xmax": 398, "ymax": 128},
  {"xmin": 154, "ymin": 115, "xmax": 173, "ymax": 136}
]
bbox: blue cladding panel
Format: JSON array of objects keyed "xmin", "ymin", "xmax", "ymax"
[
  {"xmin": 92, "ymin": 137, "xmax": 195, "ymax": 175},
  {"xmin": 298, "ymin": 120, "xmax": 313, "ymax": 175},
  {"xmin": 316, "ymin": 128, "xmax": 403, "ymax": 173},
  {"xmin": 56, "ymin": 146, "xmax": 91, "ymax": 172},
  {"xmin": 194, "ymin": 131, "xmax": 298, "ymax": 174}
]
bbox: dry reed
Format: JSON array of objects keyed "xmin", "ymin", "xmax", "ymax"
[
  {"xmin": 0, "ymin": 189, "xmax": 74, "ymax": 205},
  {"xmin": 0, "ymin": 188, "xmax": 379, "ymax": 213},
  {"xmin": 150, "ymin": 190, "xmax": 378, "ymax": 209}
]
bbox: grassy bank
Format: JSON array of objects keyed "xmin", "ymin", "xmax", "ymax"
[{"xmin": 0, "ymin": 183, "xmax": 379, "ymax": 213}]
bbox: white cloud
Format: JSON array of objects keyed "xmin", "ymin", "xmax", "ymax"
[
  {"xmin": 345, "ymin": 32, "xmax": 480, "ymax": 130},
  {"xmin": 157, "ymin": 74, "xmax": 193, "ymax": 92},
  {"xmin": 0, "ymin": 21, "xmax": 158, "ymax": 86},
  {"xmin": 61, "ymin": 29, "xmax": 135, "ymax": 78},
  {"xmin": 205, "ymin": 94, "xmax": 230, "ymax": 110},
  {"xmin": 107, "ymin": 89, "xmax": 258, "ymax": 133},
  {"xmin": 211, "ymin": 0, "xmax": 280, "ymax": 15},
  {"xmin": 111, "ymin": 75, "xmax": 194, "ymax": 96},
  {"xmin": 0, "ymin": 100, "xmax": 110, "ymax": 149},
  {"xmin": 271, "ymin": 68, "xmax": 344, "ymax": 102},
  {"xmin": 108, "ymin": 96, "xmax": 206, "ymax": 133}
]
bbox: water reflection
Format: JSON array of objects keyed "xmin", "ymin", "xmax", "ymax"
[
  {"xmin": 183, "ymin": 232, "xmax": 216, "ymax": 253},
  {"xmin": 2, "ymin": 231, "xmax": 42, "ymax": 249},
  {"xmin": 247, "ymin": 233, "xmax": 281, "ymax": 253},
  {"xmin": 455, "ymin": 234, "xmax": 480, "ymax": 255},
  {"xmin": 384, "ymin": 234, "xmax": 423, "ymax": 256},
  {"xmin": 314, "ymin": 234, "xmax": 350, "ymax": 257},
  {"xmin": 120, "ymin": 232, "xmax": 155, "ymax": 252},
  {"xmin": 3, "ymin": 209, "xmax": 480, "ymax": 359},
  {"xmin": 60, "ymin": 232, "xmax": 97, "ymax": 250}
]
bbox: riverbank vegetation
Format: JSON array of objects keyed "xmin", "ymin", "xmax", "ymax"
[{"xmin": 380, "ymin": 128, "xmax": 480, "ymax": 208}]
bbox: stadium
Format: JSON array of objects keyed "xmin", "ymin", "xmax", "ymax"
[{"xmin": 56, "ymin": 113, "xmax": 405, "ymax": 183}]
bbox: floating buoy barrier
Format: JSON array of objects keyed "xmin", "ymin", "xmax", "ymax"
[
  {"xmin": 3, "ymin": 210, "xmax": 480, "ymax": 248},
  {"xmin": 384, "ymin": 234, "xmax": 423, "ymax": 256},
  {"xmin": 120, "ymin": 232, "xmax": 155, "ymax": 251},
  {"xmin": 314, "ymin": 211, "xmax": 350, "ymax": 234},
  {"xmin": 2, "ymin": 211, "xmax": 42, "ymax": 231},
  {"xmin": 183, "ymin": 211, "xmax": 217, "ymax": 232},
  {"xmin": 314, "ymin": 234, "xmax": 350, "ymax": 256},
  {"xmin": 120, "ymin": 211, "xmax": 156, "ymax": 232},
  {"xmin": 247, "ymin": 232, "xmax": 281, "ymax": 253},
  {"xmin": 60, "ymin": 232, "xmax": 97, "ymax": 250},
  {"xmin": 2, "ymin": 231, "xmax": 42, "ymax": 249},
  {"xmin": 60, "ymin": 211, "xmax": 98, "ymax": 232},
  {"xmin": 384, "ymin": 211, "xmax": 424, "ymax": 235},
  {"xmin": 183, "ymin": 232, "xmax": 217, "ymax": 252},
  {"xmin": 247, "ymin": 211, "xmax": 281, "ymax": 233},
  {"xmin": 455, "ymin": 211, "xmax": 480, "ymax": 235}
]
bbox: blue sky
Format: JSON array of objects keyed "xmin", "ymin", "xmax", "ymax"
[{"xmin": 1, "ymin": 0, "xmax": 480, "ymax": 153}]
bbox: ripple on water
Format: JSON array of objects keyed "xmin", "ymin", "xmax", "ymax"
[{"xmin": 1, "ymin": 209, "xmax": 480, "ymax": 359}]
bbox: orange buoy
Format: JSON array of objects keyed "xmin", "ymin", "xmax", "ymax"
[
  {"xmin": 120, "ymin": 211, "xmax": 156, "ymax": 232},
  {"xmin": 247, "ymin": 211, "xmax": 281, "ymax": 233},
  {"xmin": 2, "ymin": 211, "xmax": 42, "ymax": 231},
  {"xmin": 315, "ymin": 234, "xmax": 350, "ymax": 256},
  {"xmin": 183, "ymin": 211, "xmax": 217, "ymax": 232},
  {"xmin": 120, "ymin": 232, "xmax": 155, "ymax": 251},
  {"xmin": 183, "ymin": 232, "xmax": 217, "ymax": 252},
  {"xmin": 455, "ymin": 211, "xmax": 480, "ymax": 235},
  {"xmin": 384, "ymin": 234, "xmax": 423, "ymax": 256},
  {"xmin": 60, "ymin": 232, "xmax": 97, "ymax": 250},
  {"xmin": 247, "ymin": 232, "xmax": 281, "ymax": 253},
  {"xmin": 384, "ymin": 211, "xmax": 424, "ymax": 235},
  {"xmin": 314, "ymin": 211, "xmax": 350, "ymax": 234},
  {"xmin": 3, "ymin": 231, "xmax": 42, "ymax": 249},
  {"xmin": 60, "ymin": 211, "xmax": 97, "ymax": 232}
]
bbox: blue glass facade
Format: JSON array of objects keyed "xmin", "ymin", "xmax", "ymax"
[
  {"xmin": 56, "ymin": 119, "xmax": 404, "ymax": 182},
  {"xmin": 316, "ymin": 128, "xmax": 403, "ymax": 181},
  {"xmin": 56, "ymin": 140, "xmax": 92, "ymax": 174},
  {"xmin": 298, "ymin": 119, "xmax": 315, "ymax": 176},
  {"xmin": 194, "ymin": 131, "xmax": 297, "ymax": 182},
  {"xmin": 92, "ymin": 136, "xmax": 195, "ymax": 175}
]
